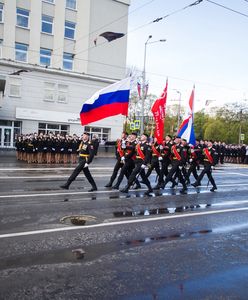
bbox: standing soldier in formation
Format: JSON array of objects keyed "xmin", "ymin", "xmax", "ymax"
[{"xmin": 60, "ymin": 132, "xmax": 97, "ymax": 192}]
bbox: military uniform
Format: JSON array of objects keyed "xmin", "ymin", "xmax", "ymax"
[
  {"xmin": 163, "ymin": 139, "xmax": 187, "ymax": 193},
  {"xmin": 105, "ymin": 135, "xmax": 127, "ymax": 187},
  {"xmin": 60, "ymin": 135, "xmax": 97, "ymax": 192},
  {"xmin": 120, "ymin": 137, "xmax": 153, "ymax": 195},
  {"xmin": 192, "ymin": 143, "xmax": 217, "ymax": 192}
]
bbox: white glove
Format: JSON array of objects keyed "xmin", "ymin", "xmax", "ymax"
[
  {"xmin": 158, "ymin": 156, "xmax": 163, "ymax": 161},
  {"xmin": 141, "ymin": 164, "xmax": 146, "ymax": 169},
  {"xmin": 121, "ymin": 143, "xmax": 126, "ymax": 149},
  {"xmin": 189, "ymin": 158, "xmax": 193, "ymax": 163},
  {"xmin": 83, "ymin": 163, "xmax": 89, "ymax": 168},
  {"xmin": 179, "ymin": 165, "xmax": 183, "ymax": 170},
  {"xmin": 121, "ymin": 156, "xmax": 125, "ymax": 162},
  {"xmin": 159, "ymin": 145, "xmax": 164, "ymax": 150}
]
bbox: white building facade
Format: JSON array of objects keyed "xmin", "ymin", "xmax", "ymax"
[{"xmin": 0, "ymin": 0, "xmax": 130, "ymax": 148}]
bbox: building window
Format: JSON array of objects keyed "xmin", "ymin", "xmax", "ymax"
[
  {"xmin": 66, "ymin": 0, "xmax": 76, "ymax": 10},
  {"xmin": 15, "ymin": 43, "xmax": 28, "ymax": 62},
  {"xmin": 84, "ymin": 126, "xmax": 110, "ymax": 142},
  {"xmin": 40, "ymin": 48, "xmax": 51, "ymax": 66},
  {"xmin": 42, "ymin": 15, "xmax": 53, "ymax": 34},
  {"xmin": 0, "ymin": 39, "xmax": 3, "ymax": 58},
  {"xmin": 43, "ymin": 0, "xmax": 54, "ymax": 3},
  {"xmin": 63, "ymin": 53, "xmax": 73, "ymax": 70},
  {"xmin": 38, "ymin": 123, "xmax": 69, "ymax": 135},
  {"xmin": 44, "ymin": 82, "xmax": 55, "ymax": 102},
  {"xmin": 64, "ymin": 21, "xmax": 75, "ymax": 39},
  {"xmin": 16, "ymin": 8, "xmax": 29, "ymax": 28},
  {"xmin": 9, "ymin": 77, "xmax": 22, "ymax": 97},
  {"xmin": 58, "ymin": 84, "xmax": 68, "ymax": 103},
  {"xmin": 0, "ymin": 3, "xmax": 3, "ymax": 23}
]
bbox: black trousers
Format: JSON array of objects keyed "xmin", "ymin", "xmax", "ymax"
[
  {"xmin": 127, "ymin": 161, "xmax": 152, "ymax": 190},
  {"xmin": 187, "ymin": 161, "xmax": 199, "ymax": 181},
  {"xmin": 108, "ymin": 160, "xmax": 123, "ymax": 184},
  {"xmin": 67, "ymin": 157, "xmax": 96, "ymax": 188},
  {"xmin": 195, "ymin": 163, "xmax": 216, "ymax": 188},
  {"xmin": 115, "ymin": 159, "xmax": 140, "ymax": 187},
  {"xmin": 146, "ymin": 157, "xmax": 163, "ymax": 183},
  {"xmin": 165, "ymin": 160, "xmax": 186, "ymax": 188}
]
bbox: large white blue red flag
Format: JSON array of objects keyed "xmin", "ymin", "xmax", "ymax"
[
  {"xmin": 80, "ymin": 77, "xmax": 131, "ymax": 125},
  {"xmin": 177, "ymin": 87, "xmax": 196, "ymax": 145}
]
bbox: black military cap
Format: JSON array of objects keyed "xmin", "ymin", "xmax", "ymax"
[
  {"xmin": 131, "ymin": 132, "xmax": 137, "ymax": 136},
  {"xmin": 83, "ymin": 132, "xmax": 90, "ymax": 136},
  {"xmin": 142, "ymin": 133, "xmax": 149, "ymax": 138},
  {"xmin": 166, "ymin": 134, "xmax": 172, "ymax": 139}
]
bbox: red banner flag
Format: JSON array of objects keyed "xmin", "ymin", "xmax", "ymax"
[{"xmin": 151, "ymin": 80, "xmax": 168, "ymax": 144}]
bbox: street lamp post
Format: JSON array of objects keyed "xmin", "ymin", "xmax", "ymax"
[
  {"xmin": 140, "ymin": 36, "xmax": 166, "ymax": 134},
  {"xmin": 176, "ymin": 90, "xmax": 182, "ymax": 131}
]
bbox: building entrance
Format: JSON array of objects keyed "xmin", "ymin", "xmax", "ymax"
[{"xmin": 0, "ymin": 126, "xmax": 13, "ymax": 148}]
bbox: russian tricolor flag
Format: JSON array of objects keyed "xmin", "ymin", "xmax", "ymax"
[
  {"xmin": 80, "ymin": 77, "xmax": 131, "ymax": 125},
  {"xmin": 177, "ymin": 87, "xmax": 196, "ymax": 145}
]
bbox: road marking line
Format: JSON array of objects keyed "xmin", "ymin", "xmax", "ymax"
[
  {"xmin": 0, "ymin": 167, "xmax": 113, "ymax": 171},
  {"xmin": 1, "ymin": 182, "xmax": 248, "ymax": 199},
  {"xmin": 0, "ymin": 174, "xmax": 110, "ymax": 179},
  {"xmin": 1, "ymin": 207, "xmax": 248, "ymax": 239},
  {"xmin": 215, "ymin": 171, "xmax": 248, "ymax": 177}
]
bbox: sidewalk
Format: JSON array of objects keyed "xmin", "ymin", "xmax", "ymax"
[{"xmin": 0, "ymin": 148, "xmax": 115, "ymax": 168}]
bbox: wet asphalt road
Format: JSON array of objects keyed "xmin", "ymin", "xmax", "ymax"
[{"xmin": 1, "ymin": 154, "xmax": 248, "ymax": 299}]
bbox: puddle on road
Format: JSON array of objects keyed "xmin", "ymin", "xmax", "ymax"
[
  {"xmin": 122, "ymin": 229, "xmax": 213, "ymax": 246},
  {"xmin": 113, "ymin": 204, "xmax": 211, "ymax": 218},
  {"xmin": 0, "ymin": 228, "xmax": 213, "ymax": 271}
]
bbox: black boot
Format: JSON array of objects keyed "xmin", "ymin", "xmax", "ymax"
[
  {"xmin": 60, "ymin": 179, "xmax": 72, "ymax": 189},
  {"xmin": 60, "ymin": 183, "xmax": 70, "ymax": 190},
  {"xmin": 88, "ymin": 185, "xmax": 97, "ymax": 192},
  {"xmin": 170, "ymin": 180, "xmax": 177, "ymax": 189},
  {"xmin": 133, "ymin": 183, "xmax": 141, "ymax": 190},
  {"xmin": 105, "ymin": 181, "xmax": 113, "ymax": 188},
  {"xmin": 144, "ymin": 188, "xmax": 153, "ymax": 196},
  {"xmin": 112, "ymin": 184, "xmax": 120, "ymax": 189},
  {"xmin": 120, "ymin": 185, "xmax": 129, "ymax": 193},
  {"xmin": 180, "ymin": 187, "xmax": 188, "ymax": 194},
  {"xmin": 210, "ymin": 186, "xmax": 217, "ymax": 192}
]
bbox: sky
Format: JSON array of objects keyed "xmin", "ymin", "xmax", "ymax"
[{"xmin": 126, "ymin": 0, "xmax": 248, "ymax": 112}]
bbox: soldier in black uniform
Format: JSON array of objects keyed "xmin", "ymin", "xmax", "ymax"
[
  {"xmin": 191, "ymin": 140, "xmax": 217, "ymax": 192},
  {"xmin": 105, "ymin": 132, "xmax": 128, "ymax": 187},
  {"xmin": 120, "ymin": 133, "xmax": 153, "ymax": 195},
  {"xmin": 112, "ymin": 132, "xmax": 141, "ymax": 190},
  {"xmin": 162, "ymin": 136, "xmax": 187, "ymax": 194},
  {"xmin": 60, "ymin": 132, "xmax": 97, "ymax": 192}
]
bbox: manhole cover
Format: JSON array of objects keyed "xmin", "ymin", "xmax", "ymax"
[{"xmin": 60, "ymin": 215, "xmax": 97, "ymax": 226}]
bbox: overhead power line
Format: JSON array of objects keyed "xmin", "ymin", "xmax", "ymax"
[{"xmin": 206, "ymin": 0, "xmax": 248, "ymax": 18}]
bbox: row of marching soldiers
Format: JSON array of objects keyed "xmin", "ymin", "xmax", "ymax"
[
  {"xmin": 15, "ymin": 132, "xmax": 84, "ymax": 164},
  {"xmin": 104, "ymin": 131, "xmax": 217, "ymax": 195}
]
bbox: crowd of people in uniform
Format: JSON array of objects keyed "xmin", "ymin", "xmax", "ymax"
[
  {"xmin": 15, "ymin": 132, "xmax": 100, "ymax": 164},
  {"xmin": 15, "ymin": 131, "xmax": 248, "ymax": 194}
]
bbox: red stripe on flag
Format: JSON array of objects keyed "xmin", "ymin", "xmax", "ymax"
[{"xmin": 80, "ymin": 102, "xmax": 129, "ymax": 125}]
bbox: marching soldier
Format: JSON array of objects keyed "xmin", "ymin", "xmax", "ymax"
[
  {"xmin": 146, "ymin": 137, "xmax": 164, "ymax": 189},
  {"xmin": 105, "ymin": 132, "xmax": 128, "ymax": 188},
  {"xmin": 120, "ymin": 133, "xmax": 153, "ymax": 195},
  {"xmin": 191, "ymin": 140, "xmax": 217, "ymax": 192},
  {"xmin": 162, "ymin": 136, "xmax": 188, "ymax": 194},
  {"xmin": 60, "ymin": 132, "xmax": 97, "ymax": 191},
  {"xmin": 112, "ymin": 132, "xmax": 141, "ymax": 190}
]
